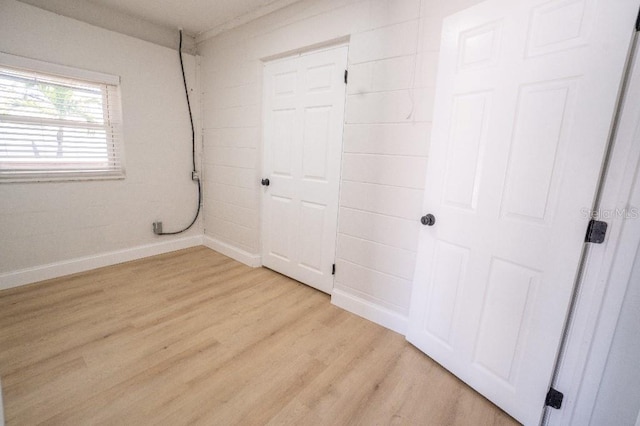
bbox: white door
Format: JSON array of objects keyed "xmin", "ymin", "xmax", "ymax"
[
  {"xmin": 261, "ymin": 45, "xmax": 348, "ymax": 294},
  {"xmin": 406, "ymin": 1, "xmax": 638, "ymax": 425}
]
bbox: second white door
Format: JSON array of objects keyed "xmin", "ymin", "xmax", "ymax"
[
  {"xmin": 261, "ymin": 45, "xmax": 348, "ymax": 294},
  {"xmin": 406, "ymin": 0, "xmax": 638, "ymax": 425}
]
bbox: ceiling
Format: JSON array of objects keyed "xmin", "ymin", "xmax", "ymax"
[
  {"xmin": 16, "ymin": 0, "xmax": 302, "ymax": 49},
  {"xmin": 83, "ymin": 0, "xmax": 300, "ymax": 38}
]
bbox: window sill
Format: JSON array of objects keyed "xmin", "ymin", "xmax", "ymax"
[{"xmin": 0, "ymin": 171, "xmax": 126, "ymax": 183}]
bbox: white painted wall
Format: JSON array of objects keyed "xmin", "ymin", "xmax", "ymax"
[
  {"xmin": 0, "ymin": 0, "xmax": 202, "ymax": 288},
  {"xmin": 197, "ymin": 0, "xmax": 483, "ymax": 331},
  {"xmin": 590, "ymin": 242, "xmax": 640, "ymax": 425},
  {"xmin": 14, "ymin": 0, "xmax": 197, "ymax": 53}
]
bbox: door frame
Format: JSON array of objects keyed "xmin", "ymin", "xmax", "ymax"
[
  {"xmin": 545, "ymin": 31, "xmax": 640, "ymax": 425},
  {"xmin": 258, "ymin": 40, "xmax": 350, "ymax": 291}
]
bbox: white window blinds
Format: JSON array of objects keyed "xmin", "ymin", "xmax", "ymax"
[{"xmin": 0, "ymin": 53, "xmax": 124, "ymax": 182}]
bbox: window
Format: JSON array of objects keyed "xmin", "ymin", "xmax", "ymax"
[{"xmin": 0, "ymin": 53, "xmax": 124, "ymax": 182}]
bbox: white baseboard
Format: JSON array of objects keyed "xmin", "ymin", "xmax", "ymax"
[
  {"xmin": 331, "ymin": 287, "xmax": 408, "ymax": 335},
  {"xmin": 0, "ymin": 235, "xmax": 203, "ymax": 291},
  {"xmin": 202, "ymin": 235, "xmax": 261, "ymax": 267}
]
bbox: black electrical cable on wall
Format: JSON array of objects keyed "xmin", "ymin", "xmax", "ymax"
[{"xmin": 155, "ymin": 29, "xmax": 201, "ymax": 235}]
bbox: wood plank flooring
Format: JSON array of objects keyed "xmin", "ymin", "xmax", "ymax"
[{"xmin": 0, "ymin": 246, "xmax": 519, "ymax": 425}]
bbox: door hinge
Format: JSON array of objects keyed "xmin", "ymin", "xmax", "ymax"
[
  {"xmin": 344, "ymin": 69, "xmax": 348, "ymax": 84},
  {"xmin": 545, "ymin": 387, "xmax": 564, "ymax": 409},
  {"xmin": 332, "ymin": 263, "xmax": 336, "ymax": 275},
  {"xmin": 585, "ymin": 219, "xmax": 608, "ymax": 244}
]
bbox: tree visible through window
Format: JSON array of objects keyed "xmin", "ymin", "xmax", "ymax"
[{"xmin": 0, "ymin": 55, "xmax": 123, "ymax": 181}]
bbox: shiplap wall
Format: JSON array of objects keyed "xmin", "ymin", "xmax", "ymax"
[
  {"xmin": 0, "ymin": 0, "xmax": 201, "ymax": 288},
  {"xmin": 198, "ymin": 0, "xmax": 483, "ymax": 332}
]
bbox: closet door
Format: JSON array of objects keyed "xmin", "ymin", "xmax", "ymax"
[{"xmin": 261, "ymin": 45, "xmax": 348, "ymax": 294}]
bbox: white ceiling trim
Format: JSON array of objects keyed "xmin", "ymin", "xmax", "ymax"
[{"xmin": 195, "ymin": 0, "xmax": 302, "ymax": 44}]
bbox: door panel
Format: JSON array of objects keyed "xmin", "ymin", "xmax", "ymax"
[
  {"xmin": 500, "ymin": 79, "xmax": 576, "ymax": 223},
  {"xmin": 442, "ymin": 92, "xmax": 490, "ymax": 210},
  {"xmin": 406, "ymin": 0, "xmax": 638, "ymax": 424},
  {"xmin": 302, "ymin": 106, "xmax": 331, "ymax": 180},
  {"xmin": 262, "ymin": 45, "xmax": 348, "ymax": 294},
  {"xmin": 271, "ymin": 109, "xmax": 295, "ymax": 177}
]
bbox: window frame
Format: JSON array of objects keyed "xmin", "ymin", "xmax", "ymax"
[{"xmin": 0, "ymin": 52, "xmax": 125, "ymax": 183}]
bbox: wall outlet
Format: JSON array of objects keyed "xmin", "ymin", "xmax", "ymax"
[{"xmin": 152, "ymin": 221, "xmax": 163, "ymax": 235}]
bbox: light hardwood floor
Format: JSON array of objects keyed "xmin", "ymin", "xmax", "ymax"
[{"xmin": 0, "ymin": 247, "xmax": 519, "ymax": 425}]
